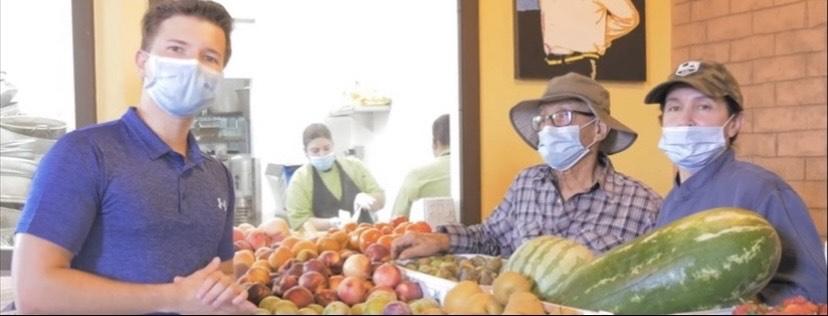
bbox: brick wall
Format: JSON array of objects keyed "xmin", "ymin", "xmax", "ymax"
[{"xmin": 672, "ymin": 0, "xmax": 827, "ymax": 239}]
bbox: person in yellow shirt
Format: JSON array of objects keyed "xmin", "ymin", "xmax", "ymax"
[
  {"xmin": 392, "ymin": 114, "xmax": 451, "ymax": 217},
  {"xmin": 285, "ymin": 123, "xmax": 384, "ymax": 230}
]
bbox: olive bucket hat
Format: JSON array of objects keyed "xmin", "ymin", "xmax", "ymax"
[{"xmin": 509, "ymin": 72, "xmax": 638, "ymax": 154}]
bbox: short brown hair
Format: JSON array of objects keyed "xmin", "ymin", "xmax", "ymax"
[
  {"xmin": 303, "ymin": 123, "xmax": 332, "ymax": 149},
  {"xmin": 141, "ymin": 0, "xmax": 233, "ymax": 65}
]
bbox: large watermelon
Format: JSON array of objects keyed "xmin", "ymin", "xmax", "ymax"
[
  {"xmin": 558, "ymin": 208, "xmax": 782, "ymax": 314},
  {"xmin": 504, "ymin": 235, "xmax": 595, "ymax": 302}
]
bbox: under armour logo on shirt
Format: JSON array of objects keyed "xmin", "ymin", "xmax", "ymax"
[
  {"xmin": 217, "ymin": 198, "xmax": 227, "ymax": 212},
  {"xmin": 675, "ymin": 61, "xmax": 701, "ymax": 77}
]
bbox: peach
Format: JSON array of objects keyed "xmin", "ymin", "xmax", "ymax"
[
  {"xmin": 233, "ymin": 227, "xmax": 246, "ymax": 242},
  {"xmin": 316, "ymin": 236, "xmax": 341, "ymax": 253},
  {"xmin": 234, "ymin": 240, "xmax": 254, "ymax": 252},
  {"xmin": 246, "ymin": 266, "xmax": 271, "ymax": 285},
  {"xmin": 279, "ymin": 236, "xmax": 301, "ymax": 251},
  {"xmin": 343, "ymin": 254, "xmax": 372, "ymax": 279},
  {"xmin": 358, "ymin": 228, "xmax": 382, "ymax": 252},
  {"xmin": 258, "ymin": 218, "xmax": 290, "ymax": 239},
  {"xmin": 405, "ymin": 222, "xmax": 432, "ymax": 233},
  {"xmin": 372, "ymin": 263, "xmax": 402, "ymax": 288},
  {"xmin": 295, "ymin": 249, "xmax": 319, "ymax": 262},
  {"xmin": 245, "ymin": 282, "xmax": 270, "ymax": 305},
  {"xmin": 314, "ymin": 288, "xmax": 338, "ymax": 307},
  {"xmin": 246, "ymin": 228, "xmax": 273, "ymax": 250},
  {"xmin": 268, "ymin": 246, "xmax": 294, "ymax": 271},
  {"xmin": 238, "ymin": 223, "xmax": 256, "ymax": 233},
  {"xmin": 318, "ymin": 250, "xmax": 342, "ymax": 271},
  {"xmin": 395, "ymin": 281, "xmax": 423, "ymax": 302},
  {"xmin": 234, "ymin": 250, "xmax": 256, "ymax": 266},
  {"xmin": 273, "ymin": 274, "xmax": 298, "ymax": 297},
  {"xmin": 303, "ymin": 259, "xmax": 330, "ymax": 277},
  {"xmin": 255, "ymin": 247, "xmax": 274, "ymax": 261},
  {"xmin": 291, "ymin": 239, "xmax": 318, "ymax": 255},
  {"xmin": 283, "ymin": 286, "xmax": 314, "ymax": 308},
  {"xmin": 328, "ymin": 275, "xmax": 344, "ymax": 290},
  {"xmin": 336, "ymin": 276, "xmax": 368, "ymax": 306},
  {"xmin": 364, "ymin": 243, "xmax": 391, "ymax": 263},
  {"xmin": 298, "ymin": 271, "xmax": 328, "ymax": 293}
]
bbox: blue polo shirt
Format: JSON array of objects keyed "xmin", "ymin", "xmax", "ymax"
[
  {"xmin": 655, "ymin": 149, "xmax": 827, "ymax": 304},
  {"xmin": 16, "ymin": 107, "xmax": 235, "ymax": 284}
]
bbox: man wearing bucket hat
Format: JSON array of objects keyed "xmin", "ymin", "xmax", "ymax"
[
  {"xmin": 393, "ymin": 72, "xmax": 662, "ymax": 259},
  {"xmin": 645, "ymin": 60, "xmax": 826, "ymax": 304}
]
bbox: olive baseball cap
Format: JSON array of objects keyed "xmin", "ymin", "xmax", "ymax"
[
  {"xmin": 645, "ymin": 60, "xmax": 744, "ymax": 108},
  {"xmin": 510, "ymin": 72, "xmax": 637, "ymax": 155}
]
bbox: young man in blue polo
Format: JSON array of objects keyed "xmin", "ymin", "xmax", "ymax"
[{"xmin": 12, "ymin": 1, "xmax": 256, "ymax": 313}]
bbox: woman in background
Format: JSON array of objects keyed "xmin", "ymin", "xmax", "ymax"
[{"xmin": 285, "ymin": 123, "xmax": 384, "ymax": 230}]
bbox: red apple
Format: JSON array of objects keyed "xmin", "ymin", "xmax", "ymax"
[
  {"xmin": 283, "ymin": 286, "xmax": 314, "ymax": 308},
  {"xmin": 395, "ymin": 281, "xmax": 423, "ymax": 302},
  {"xmin": 298, "ymin": 271, "xmax": 328, "ymax": 293},
  {"xmin": 364, "ymin": 243, "xmax": 391, "ymax": 263},
  {"xmin": 343, "ymin": 254, "xmax": 372, "ymax": 279},
  {"xmin": 314, "ymin": 288, "xmax": 338, "ymax": 307},
  {"xmin": 336, "ymin": 276, "xmax": 368, "ymax": 306},
  {"xmin": 372, "ymin": 263, "xmax": 402, "ymax": 289}
]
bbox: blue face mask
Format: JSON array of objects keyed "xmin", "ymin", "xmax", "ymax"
[
  {"xmin": 537, "ymin": 119, "xmax": 597, "ymax": 171},
  {"xmin": 143, "ymin": 53, "xmax": 223, "ymax": 118},
  {"xmin": 658, "ymin": 116, "xmax": 734, "ymax": 172},
  {"xmin": 310, "ymin": 153, "xmax": 336, "ymax": 172}
]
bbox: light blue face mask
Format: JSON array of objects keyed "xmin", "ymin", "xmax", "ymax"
[
  {"xmin": 310, "ymin": 153, "xmax": 336, "ymax": 172},
  {"xmin": 143, "ymin": 53, "xmax": 223, "ymax": 118},
  {"xmin": 537, "ymin": 119, "xmax": 598, "ymax": 171},
  {"xmin": 658, "ymin": 116, "xmax": 734, "ymax": 172}
]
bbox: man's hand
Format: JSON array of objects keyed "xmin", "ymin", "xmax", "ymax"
[
  {"xmin": 171, "ymin": 257, "xmax": 257, "ymax": 314},
  {"xmin": 391, "ymin": 232, "xmax": 451, "ymax": 260}
]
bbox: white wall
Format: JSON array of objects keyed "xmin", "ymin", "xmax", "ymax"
[
  {"xmin": 0, "ymin": 0, "xmax": 76, "ymax": 129},
  {"xmin": 217, "ymin": 0, "xmax": 460, "ymax": 221}
]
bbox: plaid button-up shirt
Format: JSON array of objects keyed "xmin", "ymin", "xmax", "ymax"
[{"xmin": 439, "ymin": 157, "xmax": 662, "ymax": 255}]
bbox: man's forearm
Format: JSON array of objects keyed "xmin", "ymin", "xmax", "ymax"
[{"xmin": 15, "ymin": 267, "xmax": 177, "ymax": 314}]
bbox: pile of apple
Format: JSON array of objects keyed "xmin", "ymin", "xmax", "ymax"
[{"xmin": 232, "ymin": 217, "xmax": 444, "ymax": 314}]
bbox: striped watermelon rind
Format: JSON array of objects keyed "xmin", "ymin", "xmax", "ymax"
[
  {"xmin": 557, "ymin": 208, "xmax": 782, "ymax": 314},
  {"xmin": 505, "ymin": 235, "xmax": 595, "ymax": 302}
]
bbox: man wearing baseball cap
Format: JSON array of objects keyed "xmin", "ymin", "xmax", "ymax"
[
  {"xmin": 392, "ymin": 72, "xmax": 662, "ymax": 258},
  {"xmin": 646, "ymin": 60, "xmax": 826, "ymax": 304}
]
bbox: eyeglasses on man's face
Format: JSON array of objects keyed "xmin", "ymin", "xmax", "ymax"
[{"xmin": 531, "ymin": 110, "xmax": 594, "ymax": 130}]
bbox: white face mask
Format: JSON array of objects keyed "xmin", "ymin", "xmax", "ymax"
[
  {"xmin": 658, "ymin": 115, "xmax": 734, "ymax": 172},
  {"xmin": 537, "ymin": 119, "xmax": 597, "ymax": 171},
  {"xmin": 143, "ymin": 53, "xmax": 223, "ymax": 118}
]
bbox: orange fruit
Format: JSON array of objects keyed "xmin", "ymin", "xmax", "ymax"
[
  {"xmin": 330, "ymin": 230, "xmax": 350, "ymax": 249},
  {"xmin": 359, "ymin": 228, "xmax": 382, "ymax": 252},
  {"xmin": 268, "ymin": 246, "xmax": 293, "ymax": 270},
  {"xmin": 393, "ymin": 223, "xmax": 410, "ymax": 235},
  {"xmin": 291, "ymin": 239, "xmax": 317, "ymax": 255},
  {"xmin": 376, "ymin": 234, "xmax": 394, "ymax": 250},
  {"xmin": 280, "ymin": 236, "xmax": 300, "ymax": 250},
  {"xmin": 343, "ymin": 222, "xmax": 358, "ymax": 233},
  {"xmin": 316, "ymin": 236, "xmax": 342, "ymax": 252},
  {"xmin": 405, "ymin": 221, "xmax": 432, "ymax": 233}
]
